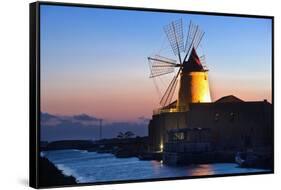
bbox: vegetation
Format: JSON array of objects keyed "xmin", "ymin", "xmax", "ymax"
[{"xmin": 117, "ymin": 131, "xmax": 135, "ymax": 139}]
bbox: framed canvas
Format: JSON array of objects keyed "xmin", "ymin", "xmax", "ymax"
[{"xmin": 29, "ymin": 1, "xmax": 274, "ymax": 188}]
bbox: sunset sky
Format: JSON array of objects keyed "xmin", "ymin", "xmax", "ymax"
[{"xmin": 40, "ymin": 5, "xmax": 272, "ymax": 122}]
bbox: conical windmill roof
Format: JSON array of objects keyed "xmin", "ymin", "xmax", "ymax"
[{"xmin": 183, "ymin": 47, "xmax": 204, "ymax": 72}]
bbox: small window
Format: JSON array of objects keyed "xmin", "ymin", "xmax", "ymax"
[
  {"xmin": 230, "ymin": 112, "xmax": 235, "ymax": 122},
  {"xmin": 214, "ymin": 113, "xmax": 220, "ymax": 121}
]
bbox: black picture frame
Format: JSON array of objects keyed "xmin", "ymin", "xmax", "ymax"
[{"xmin": 30, "ymin": 1, "xmax": 274, "ymax": 188}]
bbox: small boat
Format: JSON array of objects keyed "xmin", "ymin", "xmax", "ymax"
[{"xmin": 235, "ymin": 151, "xmax": 259, "ymax": 168}]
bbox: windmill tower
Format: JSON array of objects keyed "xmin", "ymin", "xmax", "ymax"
[{"xmin": 148, "ymin": 19, "xmax": 211, "ymax": 111}]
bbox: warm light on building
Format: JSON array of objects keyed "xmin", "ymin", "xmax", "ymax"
[
  {"xmin": 177, "ymin": 71, "xmax": 211, "ymax": 110},
  {"xmin": 160, "ymin": 143, "xmax": 163, "ymax": 152}
]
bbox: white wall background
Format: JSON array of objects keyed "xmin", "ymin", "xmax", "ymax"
[{"xmin": 0, "ymin": 0, "xmax": 279, "ymax": 189}]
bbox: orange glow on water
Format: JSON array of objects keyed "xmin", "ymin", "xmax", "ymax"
[{"xmin": 189, "ymin": 164, "xmax": 215, "ymax": 176}]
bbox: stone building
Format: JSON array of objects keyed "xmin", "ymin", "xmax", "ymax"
[{"xmin": 148, "ymin": 95, "xmax": 273, "ymax": 152}]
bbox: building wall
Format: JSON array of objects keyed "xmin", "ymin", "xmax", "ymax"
[
  {"xmin": 148, "ymin": 101, "xmax": 272, "ymax": 152},
  {"xmin": 148, "ymin": 112, "xmax": 186, "ymax": 151},
  {"xmin": 177, "ymin": 71, "xmax": 211, "ymax": 110}
]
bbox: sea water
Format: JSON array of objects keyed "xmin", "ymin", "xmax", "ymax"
[{"xmin": 42, "ymin": 149, "xmax": 269, "ymax": 183}]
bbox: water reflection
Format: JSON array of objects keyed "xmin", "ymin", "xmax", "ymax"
[
  {"xmin": 150, "ymin": 160, "xmax": 163, "ymax": 175},
  {"xmin": 189, "ymin": 164, "xmax": 215, "ymax": 176},
  {"xmin": 42, "ymin": 150, "xmax": 270, "ymax": 183}
]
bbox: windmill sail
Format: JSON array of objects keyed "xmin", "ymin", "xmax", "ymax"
[
  {"xmin": 160, "ymin": 68, "xmax": 181, "ymax": 106},
  {"xmin": 148, "ymin": 55, "xmax": 177, "ymax": 78},
  {"xmin": 183, "ymin": 22, "xmax": 204, "ymax": 63},
  {"xmin": 164, "ymin": 19, "xmax": 184, "ymax": 63}
]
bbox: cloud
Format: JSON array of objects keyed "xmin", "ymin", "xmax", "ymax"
[
  {"xmin": 73, "ymin": 114, "xmax": 99, "ymax": 121},
  {"xmin": 40, "ymin": 113, "xmax": 100, "ymax": 126},
  {"xmin": 41, "ymin": 112, "xmax": 58, "ymax": 122},
  {"xmin": 40, "ymin": 112, "xmax": 148, "ymax": 141},
  {"xmin": 41, "ymin": 112, "xmax": 62, "ymax": 126}
]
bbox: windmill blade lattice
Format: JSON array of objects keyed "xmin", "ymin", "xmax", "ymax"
[
  {"xmin": 185, "ymin": 21, "xmax": 197, "ymax": 52},
  {"xmin": 199, "ymin": 55, "xmax": 206, "ymax": 65},
  {"xmin": 184, "ymin": 21, "xmax": 205, "ymax": 63},
  {"xmin": 164, "ymin": 19, "xmax": 184, "ymax": 62},
  {"xmin": 199, "ymin": 55, "xmax": 208, "ymax": 70},
  {"xmin": 148, "ymin": 55, "xmax": 177, "ymax": 78},
  {"xmin": 160, "ymin": 68, "xmax": 181, "ymax": 106},
  {"xmin": 166, "ymin": 78, "xmax": 178, "ymax": 106}
]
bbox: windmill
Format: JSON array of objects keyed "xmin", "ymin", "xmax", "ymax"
[{"xmin": 148, "ymin": 19, "xmax": 211, "ymax": 112}]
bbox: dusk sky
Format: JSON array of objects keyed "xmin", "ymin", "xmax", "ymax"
[{"xmin": 40, "ymin": 5, "xmax": 272, "ymax": 122}]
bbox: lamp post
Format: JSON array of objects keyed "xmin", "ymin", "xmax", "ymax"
[{"xmin": 99, "ymin": 119, "xmax": 103, "ymax": 140}]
